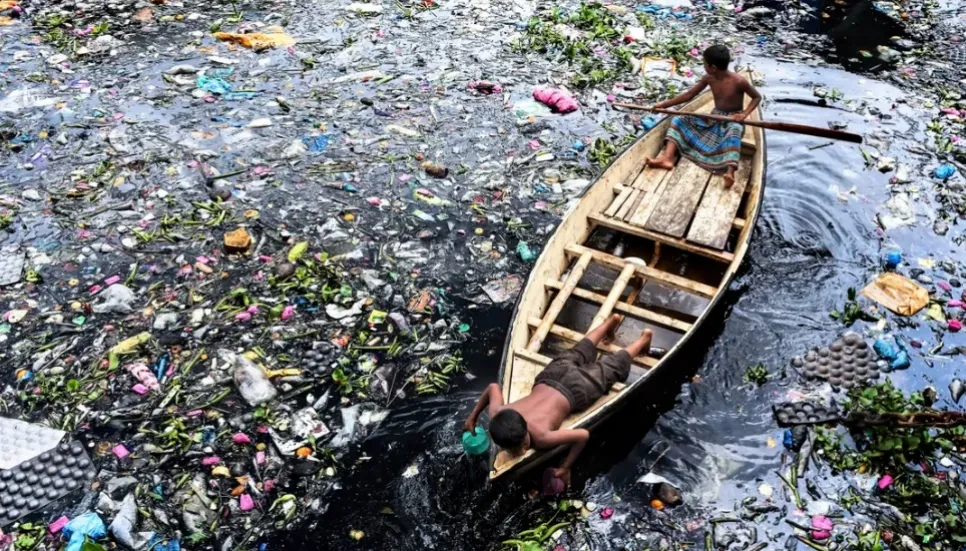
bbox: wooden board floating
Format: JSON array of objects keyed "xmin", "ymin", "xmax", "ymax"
[{"xmin": 492, "ymin": 75, "xmax": 766, "ymax": 480}]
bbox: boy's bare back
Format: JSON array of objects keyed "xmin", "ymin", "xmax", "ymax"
[
  {"xmin": 497, "ymin": 385, "xmax": 570, "ymax": 443},
  {"xmin": 705, "ymin": 70, "xmax": 753, "ymax": 112}
]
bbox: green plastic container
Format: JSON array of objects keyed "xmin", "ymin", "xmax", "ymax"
[{"xmin": 462, "ymin": 428, "xmax": 490, "ymax": 456}]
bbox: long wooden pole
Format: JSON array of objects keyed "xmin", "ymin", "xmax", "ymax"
[{"xmin": 612, "ymin": 103, "xmax": 863, "ymax": 144}]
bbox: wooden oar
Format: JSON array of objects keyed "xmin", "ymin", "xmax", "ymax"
[{"xmin": 612, "ymin": 103, "xmax": 863, "ymax": 144}]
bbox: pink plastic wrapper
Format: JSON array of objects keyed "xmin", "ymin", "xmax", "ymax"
[
  {"xmin": 131, "ymin": 384, "xmax": 149, "ymax": 395},
  {"xmin": 112, "ymin": 445, "xmax": 130, "ymax": 459},
  {"xmin": 467, "ymin": 80, "xmax": 502, "ymax": 94},
  {"xmin": 239, "ymin": 494, "xmax": 255, "ymax": 511},
  {"xmin": 232, "ymin": 433, "xmax": 252, "ymax": 445},
  {"xmin": 533, "ymin": 88, "xmax": 579, "ymax": 114},
  {"xmin": 104, "ymin": 275, "xmax": 121, "ymax": 286},
  {"xmin": 877, "ymin": 474, "xmax": 894, "ymax": 490},
  {"xmin": 949, "ymin": 300, "xmax": 964, "ymax": 308},
  {"xmin": 281, "ymin": 305, "xmax": 295, "ymax": 321},
  {"xmin": 202, "ymin": 456, "xmax": 222, "ymax": 466},
  {"xmin": 49, "ymin": 516, "xmax": 70, "ymax": 534},
  {"xmin": 255, "ymin": 451, "xmax": 266, "ymax": 465},
  {"xmin": 811, "ymin": 516, "xmax": 833, "ymax": 540},
  {"xmin": 236, "ymin": 312, "xmax": 252, "ymax": 322},
  {"xmin": 125, "ymin": 363, "xmax": 160, "ymax": 392},
  {"xmin": 939, "ymin": 281, "xmax": 952, "ymax": 292},
  {"xmin": 950, "ymin": 319, "xmax": 963, "ymax": 332},
  {"xmin": 600, "ymin": 507, "xmax": 614, "ymax": 519}
]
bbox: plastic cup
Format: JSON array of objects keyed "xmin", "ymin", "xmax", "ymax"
[{"xmin": 461, "ymin": 428, "xmax": 490, "ymax": 456}]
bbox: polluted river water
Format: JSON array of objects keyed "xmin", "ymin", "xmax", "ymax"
[{"xmin": 0, "ymin": 0, "xmax": 965, "ymax": 549}]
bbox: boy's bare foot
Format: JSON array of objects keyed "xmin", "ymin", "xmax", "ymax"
[
  {"xmin": 638, "ymin": 328, "xmax": 653, "ymax": 350},
  {"xmin": 723, "ymin": 173, "xmax": 735, "ymax": 188},
  {"xmin": 601, "ymin": 314, "xmax": 622, "ymax": 345},
  {"xmin": 645, "ymin": 155, "xmax": 674, "ymax": 170},
  {"xmin": 623, "ymin": 328, "xmax": 653, "ymax": 358}
]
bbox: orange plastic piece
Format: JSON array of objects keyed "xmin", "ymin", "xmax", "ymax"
[{"xmin": 213, "ymin": 30, "xmax": 294, "ymax": 51}]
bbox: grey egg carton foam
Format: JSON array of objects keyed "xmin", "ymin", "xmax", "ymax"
[
  {"xmin": 773, "ymin": 401, "xmax": 842, "ymax": 427},
  {"xmin": 0, "ymin": 418, "xmax": 96, "ymax": 527},
  {"xmin": 788, "ymin": 332, "xmax": 879, "ymax": 389},
  {"xmin": 0, "ymin": 248, "xmax": 24, "ymax": 287}
]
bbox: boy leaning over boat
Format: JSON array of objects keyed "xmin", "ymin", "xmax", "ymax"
[
  {"xmin": 463, "ymin": 315, "xmax": 653, "ymax": 486},
  {"xmin": 645, "ymin": 44, "xmax": 762, "ymax": 188}
]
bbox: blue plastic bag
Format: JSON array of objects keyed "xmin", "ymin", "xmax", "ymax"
[
  {"xmin": 147, "ymin": 535, "xmax": 180, "ymax": 551},
  {"xmin": 873, "ymin": 338, "xmax": 897, "ymax": 361},
  {"xmin": 516, "ymin": 241, "xmax": 537, "ymax": 262},
  {"xmin": 196, "ymin": 75, "xmax": 259, "ymax": 101},
  {"xmin": 935, "ymin": 164, "xmax": 956, "ymax": 180},
  {"xmin": 890, "ymin": 350, "xmax": 910, "ymax": 370},
  {"xmin": 63, "ymin": 513, "xmax": 106, "ymax": 551},
  {"xmin": 301, "ymin": 135, "xmax": 329, "ymax": 153}
]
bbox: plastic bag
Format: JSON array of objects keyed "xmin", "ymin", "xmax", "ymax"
[
  {"xmin": 860, "ymin": 272, "xmax": 928, "ymax": 316},
  {"xmin": 213, "ymin": 30, "xmax": 294, "ymax": 51},
  {"xmin": 222, "ymin": 350, "xmax": 277, "ymax": 406},
  {"xmin": 109, "ymin": 494, "xmax": 137, "ymax": 549},
  {"xmin": 92, "ymin": 285, "xmax": 137, "ymax": 314},
  {"xmin": 533, "ymin": 88, "xmax": 579, "ymax": 113},
  {"xmin": 63, "ymin": 513, "xmax": 106, "ymax": 551}
]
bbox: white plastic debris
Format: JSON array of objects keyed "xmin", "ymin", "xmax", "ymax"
[
  {"xmin": 92, "ymin": 285, "xmax": 138, "ymax": 314},
  {"xmin": 223, "ymin": 350, "xmax": 277, "ymax": 406}
]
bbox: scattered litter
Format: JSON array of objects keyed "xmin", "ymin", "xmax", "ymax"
[
  {"xmin": 213, "ymin": 29, "xmax": 295, "ymax": 50},
  {"xmin": 533, "ymin": 88, "xmax": 580, "ymax": 114},
  {"xmin": 860, "ymin": 273, "xmax": 929, "ymax": 315}
]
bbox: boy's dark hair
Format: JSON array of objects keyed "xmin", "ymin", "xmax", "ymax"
[
  {"xmin": 703, "ymin": 44, "xmax": 730, "ymax": 70},
  {"xmin": 490, "ymin": 409, "xmax": 528, "ymax": 449}
]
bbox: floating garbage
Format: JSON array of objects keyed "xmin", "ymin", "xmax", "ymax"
[
  {"xmin": 1, "ymin": 0, "xmax": 965, "ymax": 547},
  {"xmin": 935, "ymin": 164, "xmax": 956, "ymax": 179},
  {"xmin": 213, "ymin": 29, "xmax": 295, "ymax": 50},
  {"xmin": 533, "ymin": 88, "xmax": 580, "ymax": 114},
  {"xmin": 861, "ymin": 273, "xmax": 929, "ymax": 315}
]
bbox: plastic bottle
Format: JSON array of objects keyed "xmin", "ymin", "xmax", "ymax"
[{"xmin": 222, "ymin": 350, "xmax": 277, "ymax": 406}]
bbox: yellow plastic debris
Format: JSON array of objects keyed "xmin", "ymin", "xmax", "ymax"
[
  {"xmin": 860, "ymin": 272, "xmax": 929, "ymax": 316},
  {"xmin": 224, "ymin": 227, "xmax": 252, "ymax": 252},
  {"xmin": 111, "ymin": 332, "xmax": 152, "ymax": 355},
  {"xmin": 214, "ymin": 28, "xmax": 295, "ymax": 51},
  {"xmin": 926, "ymin": 303, "xmax": 946, "ymax": 323}
]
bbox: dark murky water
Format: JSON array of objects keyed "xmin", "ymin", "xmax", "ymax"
[
  {"xmin": 1, "ymin": 0, "xmax": 958, "ymax": 548},
  {"xmin": 277, "ymin": 60, "xmax": 947, "ymax": 549}
]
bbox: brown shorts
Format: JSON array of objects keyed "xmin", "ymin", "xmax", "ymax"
[{"xmin": 534, "ymin": 338, "xmax": 631, "ymax": 412}]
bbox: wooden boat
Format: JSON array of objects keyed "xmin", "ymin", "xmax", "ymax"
[{"xmin": 490, "ymin": 84, "xmax": 765, "ymax": 480}]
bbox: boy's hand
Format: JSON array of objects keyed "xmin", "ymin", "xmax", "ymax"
[
  {"xmin": 731, "ymin": 113, "xmax": 748, "ymax": 122},
  {"xmin": 463, "ymin": 419, "xmax": 477, "ymax": 435},
  {"xmin": 553, "ymin": 467, "xmax": 572, "ymax": 486}
]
